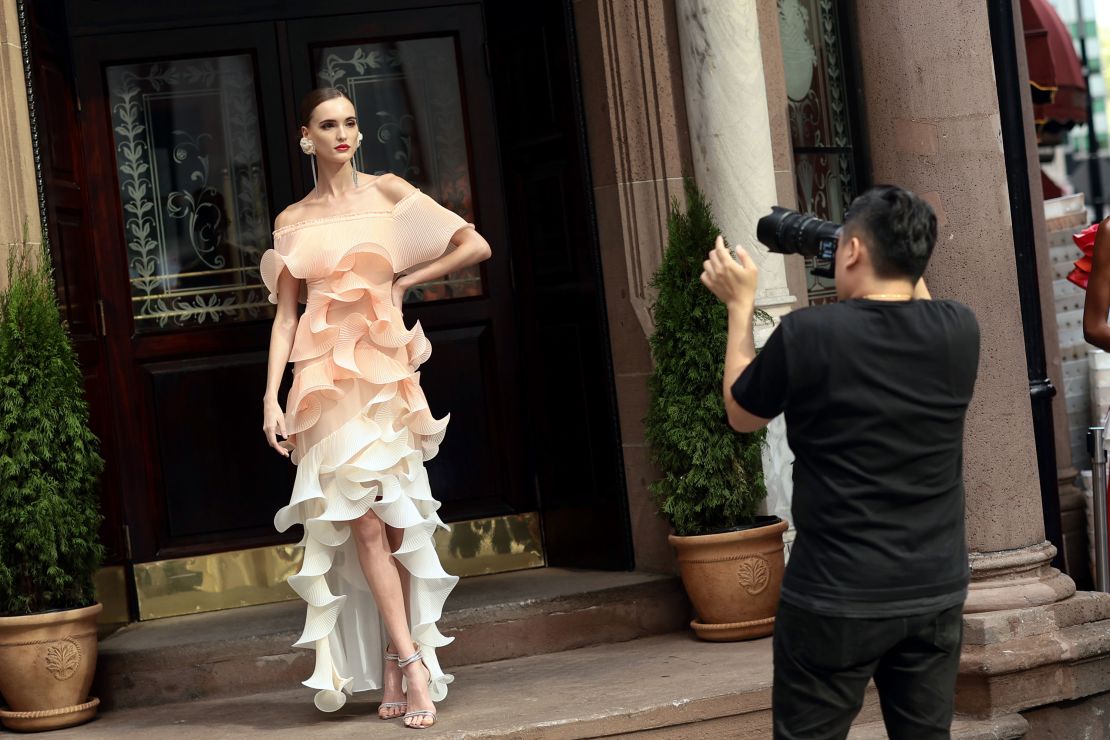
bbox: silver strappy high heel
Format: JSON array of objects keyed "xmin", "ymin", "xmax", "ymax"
[
  {"xmin": 397, "ymin": 649, "xmax": 437, "ymax": 729},
  {"xmin": 378, "ymin": 648, "xmax": 408, "ymax": 720}
]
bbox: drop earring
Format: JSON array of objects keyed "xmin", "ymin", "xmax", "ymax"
[
  {"xmin": 353, "ymin": 132, "xmax": 363, "ymax": 187},
  {"xmin": 300, "ymin": 136, "xmax": 317, "ymax": 191}
]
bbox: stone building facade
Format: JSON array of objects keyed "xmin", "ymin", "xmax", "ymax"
[{"xmin": 3, "ymin": 0, "xmax": 1110, "ymax": 729}]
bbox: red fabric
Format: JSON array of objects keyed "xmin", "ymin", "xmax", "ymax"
[
  {"xmin": 1068, "ymin": 222, "xmax": 1101, "ymax": 290},
  {"xmin": 1021, "ymin": 0, "xmax": 1088, "ymax": 130}
]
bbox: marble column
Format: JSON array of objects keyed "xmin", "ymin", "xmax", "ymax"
[
  {"xmin": 855, "ymin": 0, "xmax": 1110, "ymax": 720},
  {"xmin": 0, "ymin": 0, "xmax": 42, "ymax": 287},
  {"xmin": 674, "ymin": 0, "xmax": 807, "ymax": 542},
  {"xmin": 674, "ymin": 0, "xmax": 802, "ymax": 338}
]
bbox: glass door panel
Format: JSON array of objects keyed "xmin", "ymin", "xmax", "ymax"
[{"xmin": 105, "ymin": 54, "xmax": 274, "ymax": 331}]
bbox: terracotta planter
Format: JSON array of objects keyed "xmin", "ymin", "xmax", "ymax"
[
  {"xmin": 669, "ymin": 517, "xmax": 788, "ymax": 641},
  {"xmin": 0, "ymin": 602, "xmax": 102, "ymax": 732}
]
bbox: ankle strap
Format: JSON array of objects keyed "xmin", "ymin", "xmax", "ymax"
[{"xmin": 397, "ymin": 649, "xmax": 424, "ymax": 668}]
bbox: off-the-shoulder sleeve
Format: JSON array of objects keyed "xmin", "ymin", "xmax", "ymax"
[
  {"xmin": 259, "ymin": 246, "xmax": 307, "ymax": 304},
  {"xmin": 391, "ymin": 191, "xmax": 474, "ymax": 272}
]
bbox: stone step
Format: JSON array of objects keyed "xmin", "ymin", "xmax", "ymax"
[
  {"xmin": 62, "ymin": 632, "xmax": 870, "ymax": 739},
  {"xmin": 68, "ymin": 629, "xmax": 1028, "ymax": 739},
  {"xmin": 93, "ymin": 568, "xmax": 688, "ymax": 710},
  {"xmin": 848, "ymin": 714, "xmax": 1029, "ymax": 739}
]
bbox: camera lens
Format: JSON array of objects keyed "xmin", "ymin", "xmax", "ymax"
[{"xmin": 756, "ymin": 207, "xmax": 842, "ymax": 259}]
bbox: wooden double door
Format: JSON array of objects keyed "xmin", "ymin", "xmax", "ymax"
[{"xmin": 29, "ymin": 0, "xmax": 632, "ymax": 597}]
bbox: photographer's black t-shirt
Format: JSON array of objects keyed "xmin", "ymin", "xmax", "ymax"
[{"xmin": 732, "ymin": 298, "xmax": 980, "ymax": 618}]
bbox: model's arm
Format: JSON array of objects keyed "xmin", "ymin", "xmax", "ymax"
[
  {"xmin": 1084, "ymin": 217, "xmax": 1110, "ymax": 352},
  {"xmin": 262, "ymin": 212, "xmax": 303, "ymax": 457},
  {"xmin": 392, "ymin": 229, "xmax": 492, "ymax": 306},
  {"xmin": 376, "ymin": 174, "xmax": 492, "ymax": 306}
]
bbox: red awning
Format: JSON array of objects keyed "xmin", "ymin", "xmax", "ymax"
[{"xmin": 1021, "ymin": 0, "xmax": 1088, "ymax": 142}]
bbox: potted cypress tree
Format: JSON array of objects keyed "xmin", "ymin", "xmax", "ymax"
[
  {"xmin": 0, "ymin": 236, "xmax": 105, "ymax": 731},
  {"xmin": 646, "ymin": 180, "xmax": 787, "ymax": 642}
]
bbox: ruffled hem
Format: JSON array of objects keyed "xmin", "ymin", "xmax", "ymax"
[{"xmin": 275, "ymin": 391, "xmax": 458, "ymax": 712}]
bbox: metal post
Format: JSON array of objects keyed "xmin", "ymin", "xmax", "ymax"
[{"xmin": 1089, "ymin": 423, "xmax": 1110, "ymax": 592}]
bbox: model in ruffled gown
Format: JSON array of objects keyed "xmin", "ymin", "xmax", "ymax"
[{"xmin": 261, "ymin": 88, "xmax": 491, "ymax": 729}]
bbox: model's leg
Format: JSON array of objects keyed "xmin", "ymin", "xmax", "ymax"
[
  {"xmin": 872, "ymin": 604, "xmax": 963, "ymax": 739},
  {"xmin": 350, "ymin": 510, "xmax": 435, "ymax": 728},
  {"xmin": 375, "ymin": 524, "xmax": 413, "ymax": 719},
  {"xmin": 386, "ymin": 524, "xmax": 413, "ymax": 632}
]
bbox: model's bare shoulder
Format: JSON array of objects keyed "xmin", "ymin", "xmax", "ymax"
[
  {"xmin": 274, "ymin": 209, "xmax": 294, "ymax": 230},
  {"xmin": 373, "ymin": 172, "xmax": 418, "ymax": 207},
  {"xmin": 274, "ymin": 198, "xmax": 312, "ymax": 230}
]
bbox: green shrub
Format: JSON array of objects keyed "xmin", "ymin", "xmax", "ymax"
[
  {"xmin": 0, "ymin": 236, "xmax": 104, "ymax": 615},
  {"xmin": 646, "ymin": 180, "xmax": 767, "ymax": 537}
]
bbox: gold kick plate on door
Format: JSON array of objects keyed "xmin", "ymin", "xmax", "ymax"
[{"xmin": 131, "ymin": 512, "xmax": 546, "ymax": 621}]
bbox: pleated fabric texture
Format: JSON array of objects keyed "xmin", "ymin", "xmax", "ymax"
[{"xmin": 261, "ymin": 189, "xmax": 471, "ymax": 712}]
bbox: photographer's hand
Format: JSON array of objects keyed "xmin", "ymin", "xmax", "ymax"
[
  {"xmin": 700, "ymin": 236, "xmax": 758, "ymax": 310},
  {"xmin": 702, "ymin": 237, "xmax": 771, "ymax": 433}
]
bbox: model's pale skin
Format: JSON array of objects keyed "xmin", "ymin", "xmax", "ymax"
[
  {"xmin": 1082, "ymin": 217, "xmax": 1110, "ymax": 352},
  {"xmin": 700, "ymin": 231, "xmax": 929, "ymax": 433},
  {"xmin": 261, "ymin": 96, "xmax": 490, "ymax": 728}
]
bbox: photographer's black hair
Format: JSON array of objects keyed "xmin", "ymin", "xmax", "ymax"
[{"xmin": 842, "ymin": 186, "xmax": 938, "ymax": 281}]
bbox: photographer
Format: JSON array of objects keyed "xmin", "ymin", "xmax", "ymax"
[{"xmin": 700, "ymin": 186, "xmax": 979, "ymax": 739}]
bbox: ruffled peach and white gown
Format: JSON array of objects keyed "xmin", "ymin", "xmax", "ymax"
[{"xmin": 260, "ymin": 190, "xmax": 470, "ymax": 712}]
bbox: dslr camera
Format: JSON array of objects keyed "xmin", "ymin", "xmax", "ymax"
[{"xmin": 756, "ymin": 207, "xmax": 841, "ymax": 277}]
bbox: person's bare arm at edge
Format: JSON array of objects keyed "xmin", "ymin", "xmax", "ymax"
[
  {"xmin": 1084, "ymin": 217, "xmax": 1110, "ymax": 352},
  {"xmin": 700, "ymin": 236, "xmax": 772, "ymax": 434}
]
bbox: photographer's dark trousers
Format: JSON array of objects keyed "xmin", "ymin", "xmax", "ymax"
[{"xmin": 772, "ymin": 600, "xmax": 964, "ymax": 739}]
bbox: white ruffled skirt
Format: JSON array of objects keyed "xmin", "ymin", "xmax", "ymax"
[{"xmin": 275, "ymin": 378, "xmax": 458, "ymax": 712}]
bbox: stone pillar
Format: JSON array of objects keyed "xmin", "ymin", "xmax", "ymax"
[
  {"xmin": 1016, "ymin": 16, "xmax": 1090, "ymax": 587},
  {"xmin": 572, "ymin": 0, "xmax": 694, "ymax": 573},
  {"xmin": 674, "ymin": 0, "xmax": 807, "ymax": 543},
  {"xmin": 0, "ymin": 0, "xmax": 42, "ymax": 288},
  {"xmin": 855, "ymin": 0, "xmax": 1110, "ymax": 721}
]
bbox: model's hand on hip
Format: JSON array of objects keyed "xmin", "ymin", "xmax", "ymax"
[
  {"xmin": 263, "ymin": 397, "xmax": 290, "ymax": 457},
  {"xmin": 701, "ymin": 236, "xmax": 758, "ymax": 309},
  {"xmin": 392, "ymin": 276, "xmax": 410, "ymax": 309}
]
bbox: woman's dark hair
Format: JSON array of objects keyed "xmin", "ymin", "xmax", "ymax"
[
  {"xmin": 843, "ymin": 185, "xmax": 938, "ymax": 281},
  {"xmin": 299, "ymin": 87, "xmax": 350, "ymax": 127}
]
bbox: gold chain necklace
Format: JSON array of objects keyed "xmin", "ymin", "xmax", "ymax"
[{"xmin": 862, "ymin": 293, "xmax": 913, "ymax": 301}]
